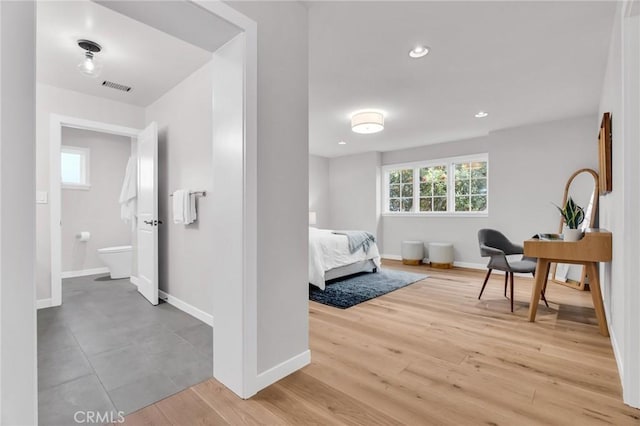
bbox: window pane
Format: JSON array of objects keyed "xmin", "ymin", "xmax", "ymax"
[
  {"xmin": 401, "ymin": 183, "xmax": 413, "ymax": 197},
  {"xmin": 401, "ymin": 169, "xmax": 413, "ymax": 183},
  {"xmin": 471, "ymin": 195, "xmax": 487, "ymax": 212},
  {"xmin": 389, "ymin": 199, "xmax": 400, "ymax": 211},
  {"xmin": 389, "ymin": 171, "xmax": 400, "ymax": 184},
  {"xmin": 433, "ymin": 197, "xmax": 447, "ymax": 212},
  {"xmin": 471, "ymin": 161, "xmax": 487, "ymax": 178},
  {"xmin": 419, "ymin": 197, "xmax": 432, "ymax": 212},
  {"xmin": 455, "ymin": 196, "xmax": 470, "ymax": 211},
  {"xmin": 420, "ymin": 182, "xmax": 432, "ymax": 196},
  {"xmin": 434, "ymin": 181, "xmax": 447, "ymax": 196},
  {"xmin": 455, "ymin": 179, "xmax": 469, "ymax": 196},
  {"xmin": 61, "ymin": 152, "xmax": 82, "ymax": 184},
  {"xmin": 455, "ymin": 163, "xmax": 470, "ymax": 180},
  {"xmin": 401, "ymin": 198, "xmax": 413, "ymax": 212},
  {"xmin": 389, "ymin": 184, "xmax": 400, "ymax": 197},
  {"xmin": 470, "ymin": 178, "xmax": 487, "ymax": 195}
]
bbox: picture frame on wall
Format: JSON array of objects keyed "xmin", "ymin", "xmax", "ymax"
[{"xmin": 598, "ymin": 112, "xmax": 612, "ymax": 194}]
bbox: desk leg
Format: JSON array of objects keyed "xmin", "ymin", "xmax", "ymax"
[
  {"xmin": 586, "ymin": 262, "xmax": 609, "ymax": 337},
  {"xmin": 529, "ymin": 259, "xmax": 549, "ymax": 322}
]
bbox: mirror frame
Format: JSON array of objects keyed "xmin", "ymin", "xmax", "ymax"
[{"xmin": 551, "ymin": 168, "xmax": 599, "ymax": 290}]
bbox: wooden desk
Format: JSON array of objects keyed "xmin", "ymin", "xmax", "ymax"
[{"xmin": 524, "ymin": 229, "xmax": 612, "ymax": 336}]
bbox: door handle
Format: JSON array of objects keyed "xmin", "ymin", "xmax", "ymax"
[
  {"xmin": 143, "ymin": 220, "xmax": 163, "ymax": 226},
  {"xmin": 143, "ymin": 220, "xmax": 153, "ymax": 225}
]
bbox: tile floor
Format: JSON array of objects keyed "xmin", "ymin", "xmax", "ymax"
[{"xmin": 37, "ymin": 274, "xmax": 213, "ymax": 426}]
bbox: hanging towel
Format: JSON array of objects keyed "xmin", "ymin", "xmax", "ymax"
[
  {"xmin": 185, "ymin": 191, "xmax": 197, "ymax": 225},
  {"xmin": 119, "ymin": 156, "xmax": 137, "ymax": 229},
  {"xmin": 172, "ymin": 190, "xmax": 197, "ymax": 225},
  {"xmin": 172, "ymin": 189, "xmax": 187, "ymax": 224}
]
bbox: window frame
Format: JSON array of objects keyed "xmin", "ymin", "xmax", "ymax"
[
  {"xmin": 382, "ymin": 153, "xmax": 489, "ymax": 217},
  {"xmin": 61, "ymin": 145, "xmax": 91, "ymax": 190}
]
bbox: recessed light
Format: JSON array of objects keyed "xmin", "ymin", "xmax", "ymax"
[
  {"xmin": 409, "ymin": 45, "xmax": 430, "ymax": 58},
  {"xmin": 474, "ymin": 111, "xmax": 489, "ymax": 118},
  {"xmin": 338, "ymin": 141, "xmax": 347, "ymax": 145}
]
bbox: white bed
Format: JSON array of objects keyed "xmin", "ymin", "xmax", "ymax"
[{"xmin": 309, "ymin": 228, "xmax": 381, "ymax": 290}]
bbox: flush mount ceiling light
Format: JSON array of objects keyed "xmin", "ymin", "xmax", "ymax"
[
  {"xmin": 338, "ymin": 141, "xmax": 347, "ymax": 145},
  {"xmin": 474, "ymin": 111, "xmax": 489, "ymax": 118},
  {"xmin": 77, "ymin": 39, "xmax": 103, "ymax": 78},
  {"xmin": 351, "ymin": 111, "xmax": 385, "ymax": 134},
  {"xmin": 409, "ymin": 45, "xmax": 430, "ymax": 59}
]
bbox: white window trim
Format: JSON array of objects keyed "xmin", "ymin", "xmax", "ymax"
[
  {"xmin": 61, "ymin": 145, "xmax": 91, "ymax": 190},
  {"xmin": 382, "ymin": 153, "xmax": 489, "ymax": 217}
]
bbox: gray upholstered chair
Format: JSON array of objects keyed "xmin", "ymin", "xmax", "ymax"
[{"xmin": 477, "ymin": 229, "xmax": 548, "ymax": 312}]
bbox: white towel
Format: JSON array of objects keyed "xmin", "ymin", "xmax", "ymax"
[
  {"xmin": 172, "ymin": 190, "xmax": 187, "ymax": 224},
  {"xmin": 172, "ymin": 190, "xmax": 197, "ymax": 225},
  {"xmin": 119, "ymin": 157, "xmax": 137, "ymax": 228}
]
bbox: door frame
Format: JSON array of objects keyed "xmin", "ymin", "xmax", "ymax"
[
  {"xmin": 47, "ymin": 0, "xmax": 260, "ymax": 400},
  {"xmin": 49, "ymin": 114, "xmax": 141, "ymax": 307}
]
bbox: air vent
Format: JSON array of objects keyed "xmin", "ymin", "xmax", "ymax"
[{"xmin": 102, "ymin": 80, "xmax": 132, "ymax": 92}]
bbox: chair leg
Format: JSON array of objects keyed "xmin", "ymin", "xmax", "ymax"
[
  {"xmin": 540, "ymin": 269, "xmax": 550, "ymax": 308},
  {"xmin": 504, "ymin": 272, "xmax": 508, "ymax": 297},
  {"xmin": 478, "ymin": 269, "xmax": 492, "ymax": 300},
  {"xmin": 541, "ymin": 289, "xmax": 549, "ymax": 308},
  {"xmin": 510, "ymin": 272, "xmax": 515, "ymax": 312}
]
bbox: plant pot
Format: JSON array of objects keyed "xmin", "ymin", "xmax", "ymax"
[{"xmin": 564, "ymin": 229, "xmax": 584, "ymax": 242}]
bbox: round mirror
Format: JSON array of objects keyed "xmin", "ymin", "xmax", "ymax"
[{"xmin": 552, "ymin": 168, "xmax": 599, "ymax": 289}]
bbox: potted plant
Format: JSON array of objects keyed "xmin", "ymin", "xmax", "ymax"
[{"xmin": 555, "ymin": 197, "xmax": 585, "ymax": 241}]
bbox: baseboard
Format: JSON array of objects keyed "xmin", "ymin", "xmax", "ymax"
[
  {"xmin": 452, "ymin": 261, "xmax": 485, "ymax": 270},
  {"xmin": 158, "ymin": 289, "xmax": 213, "ymax": 327},
  {"xmin": 36, "ymin": 298, "xmax": 53, "ymax": 310},
  {"xmin": 61, "ymin": 267, "xmax": 109, "ymax": 279},
  {"xmin": 130, "ymin": 276, "xmax": 140, "ymax": 287},
  {"xmin": 381, "ymin": 254, "xmax": 402, "ymax": 261},
  {"xmin": 255, "ymin": 349, "xmax": 311, "ymax": 393},
  {"xmin": 609, "ymin": 326, "xmax": 624, "ymax": 380}
]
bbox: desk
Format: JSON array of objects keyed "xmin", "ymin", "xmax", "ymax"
[{"xmin": 524, "ymin": 229, "xmax": 612, "ymax": 336}]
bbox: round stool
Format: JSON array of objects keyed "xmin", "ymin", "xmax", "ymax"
[
  {"xmin": 401, "ymin": 240, "xmax": 425, "ymax": 265},
  {"xmin": 428, "ymin": 242, "xmax": 454, "ymax": 269}
]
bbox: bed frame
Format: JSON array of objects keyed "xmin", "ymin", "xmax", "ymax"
[{"xmin": 324, "ymin": 259, "xmax": 378, "ymax": 282}]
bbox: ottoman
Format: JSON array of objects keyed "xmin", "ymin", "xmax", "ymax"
[
  {"xmin": 428, "ymin": 242, "xmax": 454, "ymax": 269},
  {"xmin": 401, "ymin": 240, "xmax": 425, "ymax": 265}
]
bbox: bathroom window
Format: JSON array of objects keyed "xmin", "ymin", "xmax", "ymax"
[{"xmin": 61, "ymin": 146, "xmax": 91, "ymax": 189}]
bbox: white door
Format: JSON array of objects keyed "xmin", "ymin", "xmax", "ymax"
[{"xmin": 136, "ymin": 122, "xmax": 159, "ymax": 305}]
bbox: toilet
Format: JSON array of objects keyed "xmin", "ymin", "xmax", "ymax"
[{"xmin": 97, "ymin": 245, "xmax": 132, "ymax": 279}]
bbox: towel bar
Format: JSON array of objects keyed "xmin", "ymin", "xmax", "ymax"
[{"xmin": 169, "ymin": 191, "xmax": 206, "ymax": 197}]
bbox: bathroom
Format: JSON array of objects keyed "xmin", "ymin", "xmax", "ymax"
[{"xmin": 60, "ymin": 127, "xmax": 136, "ymax": 280}]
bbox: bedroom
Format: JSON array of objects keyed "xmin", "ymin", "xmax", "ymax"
[
  {"xmin": 1, "ymin": 1, "xmax": 640, "ymax": 425},
  {"xmin": 304, "ymin": 0, "xmax": 640, "ymax": 423}
]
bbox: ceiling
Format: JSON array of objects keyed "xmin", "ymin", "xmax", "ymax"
[
  {"xmin": 37, "ymin": 0, "xmax": 237, "ymax": 107},
  {"xmin": 308, "ymin": 1, "xmax": 617, "ymax": 158}
]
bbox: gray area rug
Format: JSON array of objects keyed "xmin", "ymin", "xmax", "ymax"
[{"xmin": 309, "ymin": 268, "xmax": 428, "ymax": 309}]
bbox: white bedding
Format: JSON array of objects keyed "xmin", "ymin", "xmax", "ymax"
[{"xmin": 309, "ymin": 228, "xmax": 381, "ymax": 290}]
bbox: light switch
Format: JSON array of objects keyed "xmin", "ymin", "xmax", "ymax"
[{"xmin": 36, "ymin": 191, "xmax": 48, "ymax": 204}]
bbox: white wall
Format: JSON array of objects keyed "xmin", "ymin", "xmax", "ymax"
[
  {"xmin": 309, "ymin": 154, "xmax": 331, "ymax": 228},
  {"xmin": 229, "ymin": 1, "xmax": 310, "ymax": 376},
  {"xmin": 329, "ymin": 151, "xmax": 383, "ymax": 248},
  {"xmin": 145, "ymin": 60, "xmax": 214, "ymax": 316},
  {"xmin": 381, "ymin": 116, "xmax": 598, "ymax": 264},
  {"xmin": 60, "ymin": 128, "xmax": 132, "ymax": 273},
  {"xmin": 36, "ymin": 84, "xmax": 145, "ymax": 301},
  {"xmin": 0, "ymin": 1, "xmax": 37, "ymax": 424},
  {"xmin": 598, "ymin": 0, "xmax": 640, "ymax": 408}
]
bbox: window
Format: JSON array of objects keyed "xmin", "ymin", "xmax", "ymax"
[
  {"xmin": 61, "ymin": 146, "xmax": 90, "ymax": 189},
  {"xmin": 383, "ymin": 154, "xmax": 488, "ymax": 215}
]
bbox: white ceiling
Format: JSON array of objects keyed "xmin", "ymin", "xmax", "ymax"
[
  {"xmin": 36, "ymin": 0, "xmax": 228, "ymax": 107},
  {"xmin": 308, "ymin": 1, "xmax": 617, "ymax": 158}
]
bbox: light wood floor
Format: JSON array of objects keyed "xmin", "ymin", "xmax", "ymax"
[{"xmin": 122, "ymin": 261, "xmax": 640, "ymax": 425}]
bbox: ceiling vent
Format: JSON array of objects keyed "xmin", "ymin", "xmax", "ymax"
[{"xmin": 102, "ymin": 80, "xmax": 132, "ymax": 92}]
